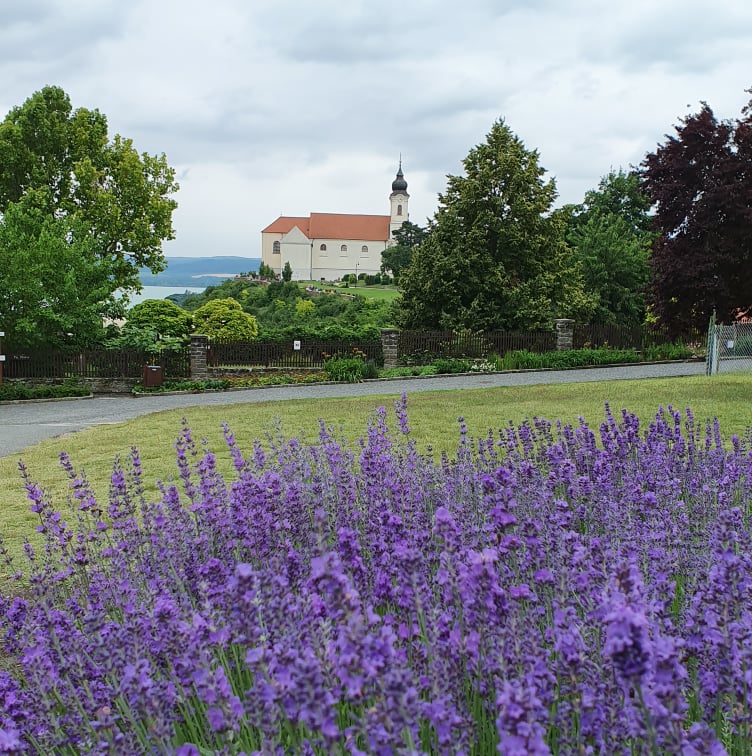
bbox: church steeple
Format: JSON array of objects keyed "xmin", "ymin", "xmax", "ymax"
[
  {"xmin": 391, "ymin": 159, "xmax": 408, "ymax": 193},
  {"xmin": 389, "ymin": 158, "xmax": 409, "ymax": 240}
]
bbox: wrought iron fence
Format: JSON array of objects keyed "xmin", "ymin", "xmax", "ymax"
[
  {"xmin": 3, "ymin": 348, "xmax": 190, "ymax": 380},
  {"xmin": 573, "ymin": 324, "xmax": 705, "ymax": 351},
  {"xmin": 208, "ymin": 339, "xmax": 383, "ymax": 368},
  {"xmin": 398, "ymin": 330, "xmax": 555, "ymax": 364}
]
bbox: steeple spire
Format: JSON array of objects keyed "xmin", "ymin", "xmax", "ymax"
[{"xmin": 391, "ymin": 158, "xmax": 408, "ymax": 193}]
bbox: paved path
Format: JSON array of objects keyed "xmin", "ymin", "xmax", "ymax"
[{"xmin": 0, "ymin": 362, "xmax": 706, "ymax": 459}]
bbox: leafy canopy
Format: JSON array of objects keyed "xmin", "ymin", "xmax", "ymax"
[
  {"xmin": 0, "ymin": 192, "xmax": 115, "ymax": 349},
  {"xmin": 0, "ymin": 86, "xmax": 178, "ymax": 347},
  {"xmin": 561, "ymin": 170, "xmax": 653, "ymax": 327},
  {"xmin": 640, "ymin": 93, "xmax": 752, "ymax": 330},
  {"xmin": 380, "ymin": 221, "xmax": 427, "ymax": 283},
  {"xmin": 398, "ymin": 119, "xmax": 594, "ymax": 331},
  {"xmin": 192, "ymin": 298, "xmax": 259, "ymax": 341}
]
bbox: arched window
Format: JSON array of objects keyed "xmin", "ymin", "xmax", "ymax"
[
  {"xmin": 361, "ymin": 245, "xmax": 368, "ymax": 255},
  {"xmin": 320, "ymin": 243, "xmax": 327, "ymax": 251},
  {"xmin": 272, "ymin": 241, "xmax": 281, "ymax": 254},
  {"xmin": 340, "ymin": 244, "xmax": 348, "ymax": 254},
  {"xmin": 397, "ymin": 204, "xmax": 403, "ymax": 216}
]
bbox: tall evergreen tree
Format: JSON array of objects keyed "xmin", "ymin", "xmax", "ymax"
[
  {"xmin": 398, "ymin": 119, "xmax": 593, "ymax": 331},
  {"xmin": 640, "ymin": 94, "xmax": 752, "ymax": 330}
]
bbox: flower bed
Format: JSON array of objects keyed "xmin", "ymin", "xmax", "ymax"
[{"xmin": 0, "ymin": 398, "xmax": 745, "ymax": 753}]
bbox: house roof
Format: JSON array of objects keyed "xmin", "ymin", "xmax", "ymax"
[
  {"xmin": 262, "ymin": 213, "xmax": 390, "ymax": 242},
  {"xmin": 261, "ymin": 216, "xmax": 310, "ymax": 236}
]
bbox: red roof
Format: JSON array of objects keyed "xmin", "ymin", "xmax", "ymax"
[
  {"xmin": 261, "ymin": 216, "xmax": 310, "ymax": 236},
  {"xmin": 262, "ymin": 213, "xmax": 390, "ymax": 242}
]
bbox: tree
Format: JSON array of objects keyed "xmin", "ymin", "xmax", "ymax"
[
  {"xmin": 640, "ymin": 94, "xmax": 752, "ymax": 331},
  {"xmin": 106, "ymin": 298, "xmax": 192, "ymax": 352},
  {"xmin": 192, "ymin": 298, "xmax": 259, "ymax": 340},
  {"xmin": 0, "ymin": 86, "xmax": 178, "ymax": 345},
  {"xmin": 398, "ymin": 119, "xmax": 594, "ymax": 331},
  {"xmin": 126, "ymin": 299, "xmax": 192, "ymax": 338},
  {"xmin": 0, "ymin": 192, "xmax": 116, "ymax": 349},
  {"xmin": 562, "ymin": 170, "xmax": 653, "ymax": 327},
  {"xmin": 282, "ymin": 261, "xmax": 293, "ymax": 282},
  {"xmin": 258, "ymin": 262, "xmax": 275, "ymax": 280},
  {"xmin": 380, "ymin": 221, "xmax": 427, "ymax": 283}
]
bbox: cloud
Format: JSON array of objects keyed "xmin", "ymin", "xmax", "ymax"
[{"xmin": 1, "ymin": 0, "xmax": 751, "ymax": 257}]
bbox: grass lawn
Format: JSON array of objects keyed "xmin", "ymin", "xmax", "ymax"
[
  {"xmin": 2, "ymin": 373, "xmax": 752, "ymax": 566},
  {"xmin": 297, "ymin": 280, "xmax": 401, "ymax": 302}
]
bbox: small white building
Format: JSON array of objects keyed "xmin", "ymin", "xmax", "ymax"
[{"xmin": 261, "ymin": 165, "xmax": 409, "ymax": 281}]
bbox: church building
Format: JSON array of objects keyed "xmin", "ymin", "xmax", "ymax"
[{"xmin": 260, "ymin": 164, "xmax": 409, "ymax": 281}]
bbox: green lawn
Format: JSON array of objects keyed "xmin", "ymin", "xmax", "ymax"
[
  {"xmin": 297, "ymin": 281, "xmax": 401, "ymax": 302},
  {"xmin": 2, "ymin": 373, "xmax": 752, "ymax": 566}
]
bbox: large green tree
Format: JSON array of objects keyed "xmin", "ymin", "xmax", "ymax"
[
  {"xmin": 398, "ymin": 119, "xmax": 593, "ymax": 331},
  {"xmin": 640, "ymin": 94, "xmax": 752, "ymax": 331},
  {"xmin": 380, "ymin": 221, "xmax": 427, "ymax": 283},
  {"xmin": 0, "ymin": 86, "xmax": 178, "ymax": 346},
  {"xmin": 562, "ymin": 170, "xmax": 653, "ymax": 327},
  {"xmin": 0, "ymin": 192, "xmax": 116, "ymax": 349}
]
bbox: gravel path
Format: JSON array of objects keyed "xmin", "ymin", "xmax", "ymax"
[{"xmin": 0, "ymin": 361, "xmax": 706, "ymax": 459}]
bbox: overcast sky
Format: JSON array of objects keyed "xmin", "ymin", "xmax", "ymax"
[{"xmin": 2, "ymin": 0, "xmax": 751, "ymax": 259}]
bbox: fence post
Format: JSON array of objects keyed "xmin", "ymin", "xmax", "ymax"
[
  {"xmin": 553, "ymin": 319, "xmax": 574, "ymax": 351},
  {"xmin": 381, "ymin": 328, "xmax": 400, "ymax": 368},
  {"xmin": 190, "ymin": 334, "xmax": 209, "ymax": 381}
]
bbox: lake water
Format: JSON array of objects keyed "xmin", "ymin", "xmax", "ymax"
[{"xmin": 126, "ymin": 286, "xmax": 207, "ymax": 305}]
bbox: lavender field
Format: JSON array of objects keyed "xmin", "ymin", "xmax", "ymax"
[{"xmin": 0, "ymin": 394, "xmax": 749, "ymax": 754}]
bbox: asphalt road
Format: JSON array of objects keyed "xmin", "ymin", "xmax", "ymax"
[{"xmin": 0, "ymin": 361, "xmax": 706, "ymax": 459}]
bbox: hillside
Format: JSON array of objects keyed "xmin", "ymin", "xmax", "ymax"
[{"xmin": 139, "ymin": 256, "xmax": 261, "ymax": 287}]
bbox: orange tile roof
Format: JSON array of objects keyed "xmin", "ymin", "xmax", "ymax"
[
  {"xmin": 262, "ymin": 213, "xmax": 390, "ymax": 242},
  {"xmin": 261, "ymin": 216, "xmax": 310, "ymax": 235},
  {"xmin": 310, "ymin": 213, "xmax": 389, "ymax": 241}
]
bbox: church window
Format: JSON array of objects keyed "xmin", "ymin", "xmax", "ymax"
[
  {"xmin": 361, "ymin": 245, "xmax": 368, "ymax": 255},
  {"xmin": 397, "ymin": 204, "xmax": 403, "ymax": 216},
  {"xmin": 320, "ymin": 243, "xmax": 327, "ymax": 251},
  {"xmin": 272, "ymin": 241, "xmax": 281, "ymax": 254}
]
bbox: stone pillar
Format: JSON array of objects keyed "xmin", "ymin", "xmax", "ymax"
[
  {"xmin": 554, "ymin": 319, "xmax": 574, "ymax": 351},
  {"xmin": 190, "ymin": 334, "xmax": 209, "ymax": 380},
  {"xmin": 381, "ymin": 328, "xmax": 400, "ymax": 368}
]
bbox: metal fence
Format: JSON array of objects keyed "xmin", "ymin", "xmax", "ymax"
[
  {"xmin": 398, "ymin": 330, "xmax": 556, "ymax": 363},
  {"xmin": 208, "ymin": 339, "xmax": 383, "ymax": 368},
  {"xmin": 706, "ymin": 321, "xmax": 752, "ymax": 375},
  {"xmin": 3, "ymin": 348, "xmax": 190, "ymax": 380},
  {"xmin": 572, "ymin": 324, "xmax": 705, "ymax": 351}
]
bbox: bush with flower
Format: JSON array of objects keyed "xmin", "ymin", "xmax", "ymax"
[{"xmin": 0, "ymin": 395, "xmax": 747, "ymax": 753}]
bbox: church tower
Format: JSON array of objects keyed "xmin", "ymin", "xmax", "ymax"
[{"xmin": 389, "ymin": 160, "xmax": 409, "ymax": 240}]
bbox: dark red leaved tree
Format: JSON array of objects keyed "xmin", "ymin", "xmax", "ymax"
[{"xmin": 640, "ymin": 93, "xmax": 752, "ymax": 332}]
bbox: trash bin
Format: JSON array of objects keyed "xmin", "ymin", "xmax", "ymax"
[{"xmin": 142, "ymin": 365, "xmax": 164, "ymax": 388}]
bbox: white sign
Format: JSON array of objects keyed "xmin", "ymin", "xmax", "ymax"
[
  {"xmin": 293, "ymin": 340, "xmax": 301, "ymax": 351},
  {"xmin": 727, "ymin": 340, "xmax": 735, "ymax": 349},
  {"xmin": 0, "ymin": 355, "xmax": 5, "ymax": 362},
  {"xmin": 0, "ymin": 332, "xmax": 4, "ymax": 337}
]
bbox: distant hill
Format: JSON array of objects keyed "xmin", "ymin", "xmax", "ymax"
[{"xmin": 139, "ymin": 256, "xmax": 261, "ymax": 287}]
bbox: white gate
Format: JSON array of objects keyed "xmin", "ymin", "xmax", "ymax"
[{"xmin": 706, "ymin": 317, "xmax": 752, "ymax": 375}]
